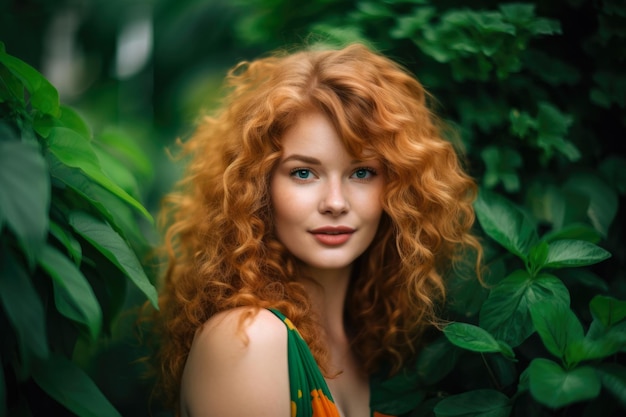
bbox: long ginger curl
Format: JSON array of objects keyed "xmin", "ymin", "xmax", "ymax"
[{"xmin": 152, "ymin": 43, "xmax": 482, "ymax": 410}]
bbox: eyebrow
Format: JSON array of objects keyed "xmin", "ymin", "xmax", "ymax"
[
  {"xmin": 281, "ymin": 154, "xmax": 376, "ymax": 166},
  {"xmin": 281, "ymin": 154, "xmax": 322, "ymax": 165}
]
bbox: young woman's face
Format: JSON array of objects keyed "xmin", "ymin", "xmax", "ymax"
[{"xmin": 270, "ymin": 111, "xmax": 385, "ymax": 273}]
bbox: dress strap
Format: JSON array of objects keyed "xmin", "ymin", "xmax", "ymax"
[{"xmin": 267, "ymin": 309, "xmax": 340, "ymax": 417}]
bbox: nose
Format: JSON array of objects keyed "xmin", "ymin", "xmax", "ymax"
[{"xmin": 319, "ymin": 178, "xmax": 350, "ymax": 215}]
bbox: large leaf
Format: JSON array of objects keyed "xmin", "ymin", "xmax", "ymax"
[
  {"xmin": 590, "ymin": 295, "xmax": 626, "ymax": 327},
  {"xmin": 443, "ymin": 322, "xmax": 514, "ymax": 359},
  {"xmin": 49, "ymin": 220, "xmax": 82, "ymax": 265},
  {"xmin": 46, "ymin": 127, "xmax": 152, "ymax": 221},
  {"xmin": 0, "ymin": 250, "xmax": 49, "ymax": 369},
  {"xmin": 69, "ymin": 211, "xmax": 158, "ymax": 308},
  {"xmin": 563, "ymin": 173, "xmax": 618, "ymax": 238},
  {"xmin": 528, "ymin": 358, "xmax": 600, "ymax": 408},
  {"xmin": 0, "ymin": 49, "xmax": 60, "ymax": 116},
  {"xmin": 0, "ymin": 141, "xmax": 50, "ymax": 265},
  {"xmin": 541, "ymin": 223, "xmax": 602, "ymax": 244},
  {"xmin": 414, "ymin": 335, "xmax": 460, "ymax": 385},
  {"xmin": 434, "ymin": 389, "xmax": 511, "ymax": 417},
  {"xmin": 38, "ymin": 245, "xmax": 102, "ymax": 339},
  {"xmin": 48, "ymin": 155, "xmax": 148, "ymax": 247},
  {"xmin": 479, "ymin": 270, "xmax": 570, "ymax": 347},
  {"xmin": 32, "ymin": 354, "xmax": 122, "ymax": 417},
  {"xmin": 529, "ymin": 301, "xmax": 583, "ymax": 363},
  {"xmin": 567, "ymin": 320, "xmax": 625, "ymax": 364},
  {"xmin": 543, "ymin": 240, "xmax": 611, "ymax": 269},
  {"xmin": 474, "ymin": 190, "xmax": 538, "ymax": 261}
]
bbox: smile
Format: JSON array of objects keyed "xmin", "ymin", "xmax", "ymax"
[{"xmin": 309, "ymin": 226, "xmax": 355, "ymax": 246}]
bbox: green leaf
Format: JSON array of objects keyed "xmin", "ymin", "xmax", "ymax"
[
  {"xmin": 528, "ymin": 358, "xmax": 600, "ymax": 408},
  {"xmin": 34, "ymin": 105, "xmax": 92, "ymax": 139},
  {"xmin": 434, "ymin": 389, "xmax": 511, "ymax": 417},
  {"xmin": 480, "ymin": 146, "xmax": 522, "ymax": 192},
  {"xmin": 474, "ymin": 190, "xmax": 538, "ymax": 261},
  {"xmin": 443, "ymin": 323, "xmax": 514, "ymax": 359},
  {"xmin": 414, "ymin": 336, "xmax": 460, "ymax": 385},
  {"xmin": 528, "ymin": 241, "xmax": 549, "ymax": 273},
  {"xmin": 596, "ymin": 363, "xmax": 626, "ymax": 407},
  {"xmin": 563, "ymin": 173, "xmax": 619, "ymax": 238},
  {"xmin": 98, "ymin": 127, "xmax": 153, "ymax": 179},
  {"xmin": 69, "ymin": 211, "xmax": 158, "ymax": 308},
  {"xmin": 46, "ymin": 127, "xmax": 152, "ymax": 221},
  {"xmin": 590, "ymin": 295, "xmax": 626, "ymax": 327},
  {"xmin": 0, "ymin": 250, "xmax": 49, "ymax": 369},
  {"xmin": 48, "ymin": 155, "xmax": 148, "ymax": 246},
  {"xmin": 32, "ymin": 354, "xmax": 122, "ymax": 417},
  {"xmin": 0, "ymin": 141, "xmax": 50, "ymax": 266},
  {"xmin": 479, "ymin": 270, "xmax": 570, "ymax": 347},
  {"xmin": 529, "ymin": 301, "xmax": 583, "ymax": 363},
  {"xmin": 566, "ymin": 320, "xmax": 624, "ymax": 363},
  {"xmin": 38, "ymin": 245, "xmax": 102, "ymax": 339},
  {"xmin": 0, "ymin": 50, "xmax": 60, "ymax": 116},
  {"xmin": 49, "ymin": 220, "xmax": 82, "ymax": 265},
  {"xmin": 542, "ymin": 223, "xmax": 602, "ymax": 244},
  {"xmin": 543, "ymin": 240, "xmax": 611, "ymax": 269}
]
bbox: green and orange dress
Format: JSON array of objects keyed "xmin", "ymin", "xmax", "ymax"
[{"xmin": 268, "ymin": 309, "xmax": 405, "ymax": 417}]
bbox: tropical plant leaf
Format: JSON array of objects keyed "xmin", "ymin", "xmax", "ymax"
[
  {"xmin": 32, "ymin": 354, "xmax": 122, "ymax": 417},
  {"xmin": 563, "ymin": 173, "xmax": 618, "ymax": 238},
  {"xmin": 479, "ymin": 270, "xmax": 570, "ymax": 347},
  {"xmin": 0, "ymin": 249, "xmax": 49, "ymax": 369},
  {"xmin": 38, "ymin": 245, "xmax": 102, "ymax": 339},
  {"xmin": 46, "ymin": 126, "xmax": 152, "ymax": 221},
  {"xmin": 434, "ymin": 389, "xmax": 511, "ymax": 417},
  {"xmin": 566, "ymin": 321, "xmax": 625, "ymax": 364},
  {"xmin": 542, "ymin": 223, "xmax": 602, "ymax": 244},
  {"xmin": 413, "ymin": 336, "xmax": 460, "ymax": 385},
  {"xmin": 68, "ymin": 211, "xmax": 158, "ymax": 308},
  {"xmin": 0, "ymin": 141, "xmax": 50, "ymax": 266},
  {"xmin": 528, "ymin": 358, "xmax": 601, "ymax": 408},
  {"xmin": 443, "ymin": 322, "xmax": 515, "ymax": 359},
  {"xmin": 474, "ymin": 190, "xmax": 538, "ymax": 261},
  {"xmin": 47, "ymin": 155, "xmax": 148, "ymax": 246},
  {"xmin": 0, "ymin": 49, "xmax": 60, "ymax": 116},
  {"xmin": 49, "ymin": 220, "xmax": 82, "ymax": 265},
  {"xmin": 590, "ymin": 295, "xmax": 626, "ymax": 327},
  {"xmin": 529, "ymin": 301, "xmax": 583, "ymax": 363},
  {"xmin": 543, "ymin": 239, "xmax": 611, "ymax": 269}
]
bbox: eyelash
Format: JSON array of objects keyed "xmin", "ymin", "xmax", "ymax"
[{"xmin": 288, "ymin": 167, "xmax": 378, "ymax": 180}]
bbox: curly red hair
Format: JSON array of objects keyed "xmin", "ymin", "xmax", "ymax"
[{"xmin": 153, "ymin": 43, "xmax": 481, "ymax": 409}]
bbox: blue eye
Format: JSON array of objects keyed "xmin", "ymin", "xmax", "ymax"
[
  {"xmin": 352, "ymin": 168, "xmax": 376, "ymax": 179},
  {"xmin": 292, "ymin": 169, "xmax": 311, "ymax": 179}
]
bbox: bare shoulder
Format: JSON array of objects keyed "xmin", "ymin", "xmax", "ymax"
[{"xmin": 180, "ymin": 307, "xmax": 290, "ymax": 417}]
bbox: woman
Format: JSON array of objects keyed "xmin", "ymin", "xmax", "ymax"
[{"xmin": 153, "ymin": 43, "xmax": 482, "ymax": 417}]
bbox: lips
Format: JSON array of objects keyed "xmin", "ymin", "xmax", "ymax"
[{"xmin": 309, "ymin": 226, "xmax": 355, "ymax": 246}]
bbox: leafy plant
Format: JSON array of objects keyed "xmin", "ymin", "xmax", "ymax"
[
  {"xmin": 0, "ymin": 43, "xmax": 158, "ymax": 416},
  {"xmin": 222, "ymin": 0, "xmax": 626, "ymax": 415},
  {"xmin": 437, "ymin": 190, "xmax": 623, "ymax": 415}
]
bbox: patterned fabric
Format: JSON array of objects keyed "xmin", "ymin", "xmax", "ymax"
[{"xmin": 268, "ymin": 309, "xmax": 397, "ymax": 417}]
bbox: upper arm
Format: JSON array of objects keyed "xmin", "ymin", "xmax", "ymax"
[{"xmin": 180, "ymin": 308, "xmax": 291, "ymax": 417}]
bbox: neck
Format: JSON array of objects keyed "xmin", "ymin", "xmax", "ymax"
[{"xmin": 299, "ymin": 264, "xmax": 352, "ymax": 343}]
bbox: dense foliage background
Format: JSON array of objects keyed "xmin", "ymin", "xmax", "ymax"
[{"xmin": 1, "ymin": 0, "xmax": 624, "ymax": 416}]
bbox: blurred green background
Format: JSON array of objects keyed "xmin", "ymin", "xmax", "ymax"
[{"xmin": 1, "ymin": 0, "xmax": 625, "ymax": 416}]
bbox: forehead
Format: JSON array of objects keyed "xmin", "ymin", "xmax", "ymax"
[{"xmin": 279, "ymin": 111, "xmax": 378, "ymax": 161}]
